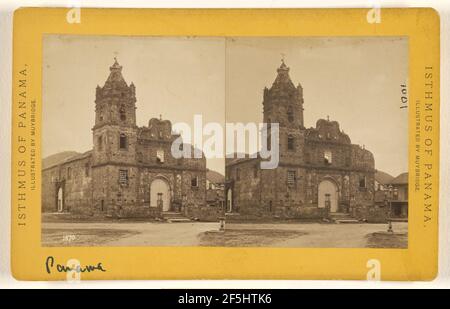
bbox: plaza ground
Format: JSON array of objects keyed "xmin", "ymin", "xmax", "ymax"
[{"xmin": 41, "ymin": 220, "xmax": 408, "ymax": 248}]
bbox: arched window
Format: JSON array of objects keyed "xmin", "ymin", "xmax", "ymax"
[
  {"xmin": 287, "ymin": 106, "xmax": 294, "ymax": 122},
  {"xmin": 119, "ymin": 133, "xmax": 128, "ymax": 149},
  {"xmin": 98, "ymin": 106, "xmax": 104, "ymax": 122},
  {"xmin": 191, "ymin": 176, "xmax": 198, "ymax": 187},
  {"xmin": 266, "ymin": 118, "xmax": 272, "ymax": 150},
  {"xmin": 287, "ymin": 135, "xmax": 295, "ymax": 150},
  {"xmin": 97, "ymin": 135, "xmax": 103, "ymax": 151},
  {"xmin": 156, "ymin": 149, "xmax": 164, "ymax": 163},
  {"xmin": 119, "ymin": 105, "xmax": 126, "ymax": 121},
  {"xmin": 359, "ymin": 175, "xmax": 366, "ymax": 188},
  {"xmin": 324, "ymin": 150, "xmax": 332, "ymax": 164}
]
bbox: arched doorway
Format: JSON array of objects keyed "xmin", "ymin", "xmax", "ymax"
[
  {"xmin": 150, "ymin": 178, "xmax": 171, "ymax": 212},
  {"xmin": 226, "ymin": 189, "xmax": 233, "ymax": 213},
  {"xmin": 318, "ymin": 179, "xmax": 339, "ymax": 212},
  {"xmin": 57, "ymin": 187, "xmax": 64, "ymax": 212}
]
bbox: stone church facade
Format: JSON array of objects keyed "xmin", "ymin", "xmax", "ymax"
[
  {"xmin": 42, "ymin": 59, "xmax": 207, "ymax": 218},
  {"xmin": 226, "ymin": 61, "xmax": 378, "ymax": 221}
]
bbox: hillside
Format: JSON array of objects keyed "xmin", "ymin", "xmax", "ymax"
[
  {"xmin": 375, "ymin": 170, "xmax": 394, "ymax": 185},
  {"xmin": 42, "ymin": 151, "xmax": 80, "ymax": 169},
  {"xmin": 206, "ymin": 169, "xmax": 225, "ymax": 184}
]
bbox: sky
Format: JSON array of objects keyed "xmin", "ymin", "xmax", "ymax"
[
  {"xmin": 43, "ymin": 35, "xmax": 226, "ymax": 174},
  {"xmin": 226, "ymin": 37, "xmax": 408, "ymax": 177},
  {"xmin": 43, "ymin": 35, "xmax": 408, "ymax": 177}
]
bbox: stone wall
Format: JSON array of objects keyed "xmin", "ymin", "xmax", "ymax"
[
  {"xmin": 181, "ymin": 169, "xmax": 207, "ymax": 209},
  {"xmin": 304, "ymin": 141, "xmax": 352, "ymax": 168},
  {"xmin": 92, "ymin": 125, "xmax": 138, "ymax": 166},
  {"xmin": 226, "ymin": 159, "xmax": 261, "ymax": 213},
  {"xmin": 43, "ymin": 157, "xmax": 206, "ymax": 218},
  {"xmin": 42, "ymin": 165, "xmax": 59, "ymax": 212},
  {"xmin": 61, "ymin": 156, "xmax": 93, "ymax": 214},
  {"xmin": 42, "ymin": 154, "xmax": 93, "ymax": 214},
  {"xmin": 226, "ymin": 146, "xmax": 375, "ymax": 220}
]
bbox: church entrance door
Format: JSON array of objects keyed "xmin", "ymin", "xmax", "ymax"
[
  {"xmin": 226, "ymin": 189, "xmax": 233, "ymax": 213},
  {"xmin": 318, "ymin": 180, "xmax": 338, "ymax": 212},
  {"xmin": 150, "ymin": 178, "xmax": 171, "ymax": 212},
  {"xmin": 57, "ymin": 187, "xmax": 64, "ymax": 212}
]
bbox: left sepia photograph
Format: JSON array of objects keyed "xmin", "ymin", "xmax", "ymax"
[{"xmin": 41, "ymin": 35, "xmax": 226, "ymax": 246}]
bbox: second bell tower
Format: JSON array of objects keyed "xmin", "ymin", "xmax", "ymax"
[{"xmin": 92, "ymin": 58, "xmax": 138, "ymax": 165}]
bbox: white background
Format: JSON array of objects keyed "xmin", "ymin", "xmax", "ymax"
[{"xmin": 0, "ymin": 0, "xmax": 448, "ymax": 289}]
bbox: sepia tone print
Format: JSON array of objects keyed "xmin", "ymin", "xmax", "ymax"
[
  {"xmin": 224, "ymin": 37, "xmax": 408, "ymax": 248},
  {"xmin": 41, "ymin": 36, "xmax": 408, "ymax": 248}
]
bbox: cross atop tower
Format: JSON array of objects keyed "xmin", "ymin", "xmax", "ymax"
[{"xmin": 109, "ymin": 57, "xmax": 122, "ymax": 72}]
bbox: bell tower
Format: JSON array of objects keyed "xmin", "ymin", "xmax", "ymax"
[
  {"xmin": 263, "ymin": 59, "xmax": 304, "ymax": 128},
  {"xmin": 262, "ymin": 59, "xmax": 305, "ymax": 163},
  {"xmin": 92, "ymin": 58, "xmax": 137, "ymax": 165}
]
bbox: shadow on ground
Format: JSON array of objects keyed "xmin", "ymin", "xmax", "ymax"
[
  {"xmin": 365, "ymin": 232, "xmax": 408, "ymax": 248},
  {"xmin": 198, "ymin": 229, "xmax": 308, "ymax": 247}
]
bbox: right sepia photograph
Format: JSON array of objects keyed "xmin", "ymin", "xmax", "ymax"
[{"xmin": 224, "ymin": 37, "xmax": 408, "ymax": 248}]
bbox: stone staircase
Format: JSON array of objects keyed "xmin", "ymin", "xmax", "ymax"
[
  {"xmin": 162, "ymin": 211, "xmax": 191, "ymax": 223},
  {"xmin": 329, "ymin": 212, "xmax": 360, "ymax": 224}
]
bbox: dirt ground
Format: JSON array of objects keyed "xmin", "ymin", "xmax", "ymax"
[
  {"xmin": 41, "ymin": 221, "xmax": 408, "ymax": 248},
  {"xmin": 42, "ymin": 221, "xmax": 219, "ymax": 247},
  {"xmin": 365, "ymin": 231, "xmax": 408, "ymax": 248},
  {"xmin": 43, "ymin": 228, "xmax": 140, "ymax": 247},
  {"xmin": 198, "ymin": 229, "xmax": 308, "ymax": 247}
]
